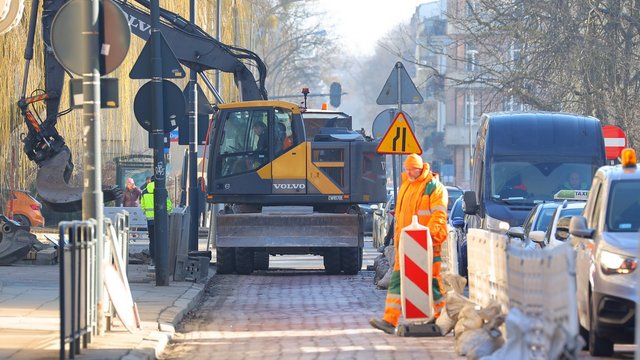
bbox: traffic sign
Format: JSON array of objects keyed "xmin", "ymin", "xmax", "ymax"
[
  {"xmin": 51, "ymin": 0, "xmax": 131, "ymax": 75},
  {"xmin": 372, "ymin": 108, "xmax": 415, "ymax": 141},
  {"xmin": 376, "ymin": 111, "xmax": 422, "ymax": 155},
  {"xmin": 376, "ymin": 62, "xmax": 424, "ymax": 105},
  {"xmin": 133, "ymin": 80, "xmax": 185, "ymax": 132},
  {"xmin": 602, "ymin": 125, "xmax": 627, "ymax": 160},
  {"xmin": 129, "ymin": 32, "xmax": 185, "ymax": 79}
]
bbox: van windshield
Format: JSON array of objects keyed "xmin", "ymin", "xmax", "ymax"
[{"xmin": 489, "ymin": 158, "xmax": 596, "ymax": 205}]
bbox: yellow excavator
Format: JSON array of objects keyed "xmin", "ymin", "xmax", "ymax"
[{"xmin": 207, "ymin": 100, "xmax": 387, "ymax": 275}]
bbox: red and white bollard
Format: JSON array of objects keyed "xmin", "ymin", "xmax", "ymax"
[{"xmin": 397, "ymin": 215, "xmax": 441, "ymax": 336}]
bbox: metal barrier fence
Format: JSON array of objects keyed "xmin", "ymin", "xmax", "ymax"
[
  {"xmin": 58, "ymin": 220, "xmax": 97, "ymax": 359},
  {"xmin": 58, "ymin": 212, "xmax": 132, "ymax": 359}
]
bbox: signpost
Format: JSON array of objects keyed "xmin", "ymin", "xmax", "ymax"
[
  {"xmin": 375, "ymin": 62, "xmax": 424, "ymax": 202},
  {"xmin": 602, "ymin": 125, "xmax": 627, "ymax": 161}
]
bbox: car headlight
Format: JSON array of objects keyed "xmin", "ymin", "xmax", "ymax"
[
  {"xmin": 599, "ymin": 250, "xmax": 637, "ymax": 275},
  {"xmin": 485, "ymin": 214, "xmax": 510, "ymax": 233}
]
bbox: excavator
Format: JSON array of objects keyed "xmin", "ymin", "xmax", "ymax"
[{"xmin": 12, "ymin": 0, "xmax": 387, "ymax": 273}]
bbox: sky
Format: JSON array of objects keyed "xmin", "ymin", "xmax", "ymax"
[{"xmin": 313, "ymin": 0, "xmax": 432, "ymax": 57}]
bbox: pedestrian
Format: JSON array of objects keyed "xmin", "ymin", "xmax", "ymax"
[
  {"xmin": 369, "ymin": 153, "xmax": 449, "ymax": 334},
  {"xmin": 197, "ymin": 177, "xmax": 207, "ymax": 227},
  {"xmin": 140, "ymin": 176, "xmax": 173, "ymax": 264},
  {"xmin": 141, "ymin": 176, "xmax": 152, "ymax": 191},
  {"xmin": 122, "ymin": 178, "xmax": 142, "ymax": 207}
]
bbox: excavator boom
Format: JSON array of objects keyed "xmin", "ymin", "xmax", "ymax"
[{"xmin": 23, "ymin": 0, "xmax": 268, "ymax": 211}]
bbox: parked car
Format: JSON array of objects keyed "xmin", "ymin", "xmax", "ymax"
[
  {"xmin": 446, "ymin": 185, "xmax": 464, "ymax": 214},
  {"xmin": 359, "ymin": 204, "xmax": 374, "ymax": 236},
  {"xmin": 371, "ymin": 196, "xmax": 394, "ymax": 249},
  {"xmin": 570, "ymin": 148, "xmax": 640, "ymax": 356},
  {"xmin": 538, "ymin": 200, "xmax": 586, "ymax": 248},
  {"xmin": 0, "ymin": 189, "xmax": 45, "ymax": 227},
  {"xmin": 507, "ymin": 202, "xmax": 560, "ymax": 248},
  {"xmin": 446, "ymin": 195, "xmax": 467, "ymax": 276}
]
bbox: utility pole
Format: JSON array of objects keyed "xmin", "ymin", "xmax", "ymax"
[
  {"xmin": 188, "ymin": 0, "xmax": 199, "ymax": 252},
  {"xmin": 81, "ymin": 0, "xmax": 105, "ymax": 333},
  {"xmin": 150, "ymin": 0, "xmax": 169, "ymax": 286}
]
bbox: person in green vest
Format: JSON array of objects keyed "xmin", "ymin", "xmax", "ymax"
[{"xmin": 140, "ymin": 176, "xmax": 173, "ymax": 264}]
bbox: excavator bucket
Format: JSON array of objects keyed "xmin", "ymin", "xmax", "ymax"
[
  {"xmin": 36, "ymin": 147, "xmax": 122, "ymax": 212},
  {"xmin": 0, "ymin": 216, "xmax": 38, "ymax": 265},
  {"xmin": 215, "ymin": 212, "xmax": 362, "ymax": 248}
]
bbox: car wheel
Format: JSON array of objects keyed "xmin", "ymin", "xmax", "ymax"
[
  {"xmin": 12, "ymin": 215, "xmax": 31, "ymax": 227},
  {"xmin": 589, "ymin": 296, "xmax": 614, "ymax": 356},
  {"xmin": 216, "ymin": 247, "xmax": 236, "ymax": 274}
]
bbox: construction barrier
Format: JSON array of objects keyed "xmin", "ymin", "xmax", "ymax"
[
  {"xmin": 467, "ymin": 229, "xmax": 580, "ymax": 356},
  {"xmin": 398, "ymin": 216, "xmax": 434, "ymax": 322}
]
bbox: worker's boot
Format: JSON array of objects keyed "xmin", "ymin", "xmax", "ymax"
[{"xmin": 369, "ymin": 318, "xmax": 395, "ymax": 335}]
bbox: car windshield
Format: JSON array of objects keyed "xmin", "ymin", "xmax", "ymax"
[
  {"xmin": 533, "ymin": 206, "xmax": 558, "ymax": 231},
  {"xmin": 489, "ymin": 158, "xmax": 598, "ymax": 205},
  {"xmin": 606, "ymin": 180, "xmax": 640, "ymax": 233},
  {"xmin": 558, "ymin": 206, "xmax": 584, "ymax": 219},
  {"xmin": 447, "ymin": 188, "xmax": 463, "ymax": 210}
]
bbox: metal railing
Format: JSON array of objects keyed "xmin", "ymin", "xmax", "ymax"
[{"xmin": 58, "ymin": 220, "xmax": 97, "ymax": 359}]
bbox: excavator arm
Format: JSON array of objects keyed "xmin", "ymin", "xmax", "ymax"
[{"xmin": 22, "ymin": 0, "xmax": 267, "ymax": 212}]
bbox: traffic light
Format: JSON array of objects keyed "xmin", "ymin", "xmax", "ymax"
[{"xmin": 329, "ymin": 82, "xmax": 341, "ymax": 108}]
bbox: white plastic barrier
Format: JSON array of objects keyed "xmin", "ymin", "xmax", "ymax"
[
  {"xmin": 104, "ymin": 207, "xmax": 148, "ymax": 240},
  {"xmin": 467, "ymin": 228, "xmax": 509, "ymax": 308},
  {"xmin": 467, "ymin": 229, "xmax": 580, "ymax": 357},
  {"xmin": 440, "ymin": 226, "xmax": 459, "ymax": 275}
]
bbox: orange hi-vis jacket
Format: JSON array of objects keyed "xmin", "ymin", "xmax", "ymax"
[{"xmin": 383, "ymin": 162, "xmax": 449, "ymax": 326}]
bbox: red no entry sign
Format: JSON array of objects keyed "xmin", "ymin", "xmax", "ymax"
[{"xmin": 602, "ymin": 125, "xmax": 627, "ymax": 160}]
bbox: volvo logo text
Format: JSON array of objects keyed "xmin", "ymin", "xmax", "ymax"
[{"xmin": 273, "ymin": 184, "xmax": 306, "ymax": 190}]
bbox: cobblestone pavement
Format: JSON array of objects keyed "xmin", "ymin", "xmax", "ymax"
[{"xmin": 160, "ymin": 265, "xmax": 462, "ymax": 360}]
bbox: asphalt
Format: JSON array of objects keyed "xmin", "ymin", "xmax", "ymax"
[{"xmin": 0, "ymin": 233, "xmax": 213, "ymax": 360}]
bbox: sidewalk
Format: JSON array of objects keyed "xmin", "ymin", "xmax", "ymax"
[{"xmin": 0, "ymin": 246, "xmax": 213, "ymax": 360}]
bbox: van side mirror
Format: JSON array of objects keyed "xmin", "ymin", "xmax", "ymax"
[
  {"xmin": 555, "ymin": 216, "xmax": 572, "ymax": 241},
  {"xmin": 507, "ymin": 226, "xmax": 525, "ymax": 240},
  {"xmin": 569, "ymin": 215, "xmax": 594, "ymax": 239},
  {"xmin": 463, "ymin": 191, "xmax": 478, "ymax": 215}
]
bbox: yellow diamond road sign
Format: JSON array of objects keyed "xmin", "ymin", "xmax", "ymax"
[{"xmin": 376, "ymin": 111, "xmax": 422, "ymax": 155}]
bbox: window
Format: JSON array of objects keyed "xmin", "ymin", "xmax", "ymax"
[
  {"xmin": 216, "ymin": 109, "xmax": 270, "ymax": 178},
  {"xmin": 464, "ymin": 93, "xmax": 478, "ymax": 124},
  {"xmin": 274, "ymin": 107, "xmax": 295, "ymax": 156},
  {"xmin": 503, "ymin": 96, "xmax": 524, "ymax": 112},
  {"xmin": 606, "ymin": 180, "xmax": 640, "ymax": 232},
  {"xmin": 464, "ymin": 43, "xmax": 477, "ymax": 72}
]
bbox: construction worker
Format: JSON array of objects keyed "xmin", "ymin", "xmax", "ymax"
[
  {"xmin": 140, "ymin": 176, "xmax": 173, "ymax": 264},
  {"xmin": 370, "ymin": 153, "xmax": 448, "ymax": 334}
]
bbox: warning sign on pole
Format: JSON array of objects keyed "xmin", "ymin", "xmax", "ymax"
[
  {"xmin": 398, "ymin": 216, "xmax": 434, "ymax": 323},
  {"xmin": 376, "ymin": 111, "xmax": 422, "ymax": 154}
]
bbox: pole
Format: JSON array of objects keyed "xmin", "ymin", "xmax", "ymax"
[
  {"xmin": 150, "ymin": 0, "xmax": 169, "ymax": 286},
  {"xmin": 187, "ymin": 0, "xmax": 199, "ymax": 252},
  {"xmin": 82, "ymin": 0, "xmax": 105, "ymax": 333},
  {"xmin": 215, "ymin": 0, "xmax": 221, "ymax": 97},
  {"xmin": 393, "ymin": 62, "xmax": 404, "ymax": 201}
]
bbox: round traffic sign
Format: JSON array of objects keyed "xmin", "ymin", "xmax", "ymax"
[
  {"xmin": 51, "ymin": 0, "xmax": 130, "ymax": 75},
  {"xmin": 0, "ymin": 0, "xmax": 24, "ymax": 35},
  {"xmin": 602, "ymin": 125, "xmax": 627, "ymax": 160},
  {"xmin": 134, "ymin": 80, "xmax": 185, "ymax": 132},
  {"xmin": 372, "ymin": 108, "xmax": 415, "ymax": 141}
]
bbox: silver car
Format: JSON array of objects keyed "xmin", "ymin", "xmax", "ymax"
[{"xmin": 570, "ymin": 149, "xmax": 640, "ymax": 356}]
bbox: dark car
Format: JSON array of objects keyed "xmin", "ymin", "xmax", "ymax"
[
  {"xmin": 446, "ymin": 186, "xmax": 464, "ymax": 214},
  {"xmin": 447, "ymin": 196, "xmax": 467, "ymax": 276},
  {"xmin": 359, "ymin": 204, "xmax": 374, "ymax": 236}
]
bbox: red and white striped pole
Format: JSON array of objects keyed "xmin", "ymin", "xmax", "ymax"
[{"xmin": 398, "ymin": 215, "xmax": 434, "ymax": 322}]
